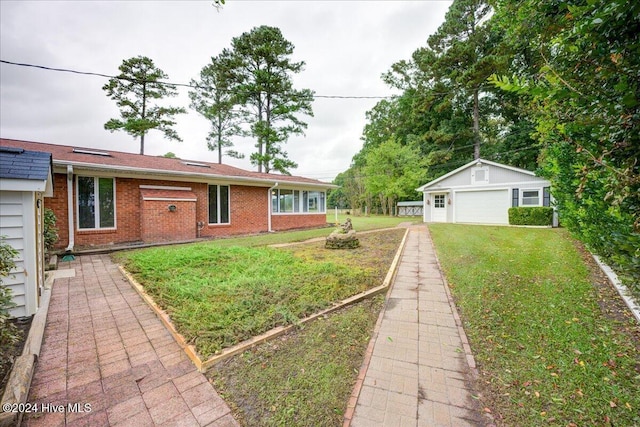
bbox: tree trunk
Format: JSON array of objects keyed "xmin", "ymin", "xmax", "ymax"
[
  {"xmin": 473, "ymin": 87, "xmax": 480, "ymax": 160},
  {"xmin": 257, "ymin": 98, "xmax": 264, "ymax": 173},
  {"xmin": 264, "ymin": 94, "xmax": 272, "ymax": 173},
  {"xmin": 140, "ymin": 80, "xmax": 147, "ymax": 155},
  {"xmin": 379, "ymin": 194, "xmax": 387, "ymax": 215},
  {"xmin": 217, "ymin": 115, "xmax": 223, "ymax": 164},
  {"xmin": 387, "ymin": 197, "xmax": 395, "ymax": 217}
]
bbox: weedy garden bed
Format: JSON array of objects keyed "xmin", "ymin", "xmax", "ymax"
[
  {"xmin": 115, "ymin": 228, "xmax": 405, "ymax": 360},
  {"xmin": 210, "ymin": 296, "xmax": 385, "ymax": 427}
]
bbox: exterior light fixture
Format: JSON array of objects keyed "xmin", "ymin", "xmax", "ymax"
[{"xmin": 168, "ymin": 204, "xmax": 177, "ymax": 212}]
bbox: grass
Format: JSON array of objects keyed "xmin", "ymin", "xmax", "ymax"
[
  {"xmin": 211, "ymin": 296, "xmax": 384, "ymax": 427},
  {"xmin": 182, "ymin": 213, "xmax": 415, "ymax": 249},
  {"xmin": 115, "ymin": 228, "xmax": 405, "ymax": 359},
  {"xmin": 429, "ymin": 224, "xmax": 640, "ymax": 426},
  {"xmin": 326, "ymin": 213, "xmax": 419, "ymax": 230}
]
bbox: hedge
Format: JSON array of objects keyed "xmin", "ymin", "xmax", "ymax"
[{"xmin": 508, "ymin": 207, "xmax": 553, "ymax": 226}]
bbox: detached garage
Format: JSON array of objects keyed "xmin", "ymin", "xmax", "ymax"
[{"xmin": 417, "ymin": 159, "xmax": 552, "ymax": 225}]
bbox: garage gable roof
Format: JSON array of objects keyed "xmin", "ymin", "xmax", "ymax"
[{"xmin": 416, "ymin": 158, "xmax": 540, "ymax": 191}]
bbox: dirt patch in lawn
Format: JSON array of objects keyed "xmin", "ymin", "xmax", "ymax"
[
  {"xmin": 281, "ymin": 228, "xmax": 406, "ymax": 273},
  {"xmin": 210, "ymin": 296, "xmax": 385, "ymax": 427}
]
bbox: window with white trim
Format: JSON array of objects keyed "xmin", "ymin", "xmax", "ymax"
[
  {"xmin": 209, "ymin": 185, "xmax": 230, "ymax": 224},
  {"xmin": 77, "ymin": 176, "xmax": 115, "ymax": 229},
  {"xmin": 271, "ymin": 189, "xmax": 326, "ymax": 213},
  {"xmin": 433, "ymin": 194, "xmax": 445, "ymax": 208},
  {"xmin": 273, "ymin": 189, "xmax": 300, "ymax": 213},
  {"xmin": 303, "ymin": 190, "xmax": 325, "ymax": 213},
  {"xmin": 521, "ymin": 189, "xmax": 541, "ymax": 206}
]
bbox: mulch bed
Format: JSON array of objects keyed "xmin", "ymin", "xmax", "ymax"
[{"xmin": 0, "ymin": 316, "xmax": 32, "ymax": 396}]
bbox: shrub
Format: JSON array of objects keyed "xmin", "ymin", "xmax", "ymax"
[
  {"xmin": 508, "ymin": 207, "xmax": 553, "ymax": 226},
  {"xmin": 43, "ymin": 208, "xmax": 58, "ymax": 257},
  {"xmin": 0, "ymin": 237, "xmax": 20, "ymax": 353}
]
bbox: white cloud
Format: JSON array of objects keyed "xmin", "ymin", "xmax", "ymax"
[{"xmin": 0, "ymin": 0, "xmax": 451, "ymax": 180}]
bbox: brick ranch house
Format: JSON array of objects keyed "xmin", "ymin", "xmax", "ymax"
[{"xmin": 1, "ymin": 139, "xmax": 336, "ymax": 251}]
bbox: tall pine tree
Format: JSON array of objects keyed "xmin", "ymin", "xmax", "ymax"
[
  {"xmin": 226, "ymin": 26, "xmax": 314, "ymax": 174},
  {"xmin": 103, "ymin": 56, "xmax": 185, "ymax": 155}
]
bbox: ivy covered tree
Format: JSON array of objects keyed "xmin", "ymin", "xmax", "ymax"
[
  {"xmin": 225, "ymin": 26, "xmax": 314, "ymax": 174},
  {"xmin": 491, "ymin": 0, "xmax": 640, "ymax": 292},
  {"xmin": 190, "ymin": 55, "xmax": 245, "ymax": 163},
  {"xmin": 103, "ymin": 56, "xmax": 186, "ymax": 155}
]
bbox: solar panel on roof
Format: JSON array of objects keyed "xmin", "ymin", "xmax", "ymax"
[{"xmin": 72, "ymin": 148, "xmax": 111, "ymax": 156}]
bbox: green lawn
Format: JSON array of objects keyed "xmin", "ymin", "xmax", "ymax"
[
  {"xmin": 429, "ymin": 224, "xmax": 640, "ymax": 426},
  {"xmin": 327, "ymin": 213, "xmax": 419, "ymax": 230},
  {"xmin": 185, "ymin": 213, "xmax": 415, "ymax": 249},
  {"xmin": 115, "ymin": 228, "xmax": 405, "ymax": 359}
]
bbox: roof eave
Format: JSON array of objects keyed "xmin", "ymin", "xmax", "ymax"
[
  {"xmin": 417, "ymin": 158, "xmax": 538, "ymax": 191},
  {"xmin": 52, "ymin": 159, "xmax": 337, "ymax": 189}
]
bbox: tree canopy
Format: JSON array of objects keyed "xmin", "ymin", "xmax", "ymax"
[
  {"xmin": 103, "ymin": 56, "xmax": 186, "ymax": 155},
  {"xmin": 189, "ymin": 55, "xmax": 245, "ymax": 164},
  {"xmin": 491, "ymin": 0, "xmax": 640, "ymax": 290},
  {"xmin": 334, "ymin": 0, "xmax": 639, "ymax": 300},
  {"xmin": 227, "ymin": 25, "xmax": 314, "ymax": 174}
]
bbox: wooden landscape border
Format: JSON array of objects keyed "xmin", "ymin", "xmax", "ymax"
[{"xmin": 119, "ymin": 227, "xmax": 410, "ymax": 373}]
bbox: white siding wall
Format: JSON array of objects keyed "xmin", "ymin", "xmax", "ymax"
[
  {"xmin": 0, "ymin": 190, "xmax": 38, "ymax": 317},
  {"xmin": 435, "ymin": 164, "xmax": 549, "ymax": 188}
]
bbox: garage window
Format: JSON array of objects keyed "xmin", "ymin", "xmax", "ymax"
[
  {"xmin": 434, "ymin": 194, "xmax": 445, "ymax": 208},
  {"xmin": 522, "ymin": 190, "xmax": 541, "ymax": 206}
]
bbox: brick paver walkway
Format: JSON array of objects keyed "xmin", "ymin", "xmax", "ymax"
[
  {"xmin": 350, "ymin": 226, "xmax": 487, "ymax": 427},
  {"xmin": 25, "ymin": 255, "xmax": 238, "ymax": 427}
]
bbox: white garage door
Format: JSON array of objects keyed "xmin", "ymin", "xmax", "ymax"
[{"xmin": 455, "ymin": 190, "xmax": 510, "ymax": 224}]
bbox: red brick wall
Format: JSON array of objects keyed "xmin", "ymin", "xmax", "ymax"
[
  {"xmin": 271, "ymin": 213, "xmax": 327, "ymax": 231},
  {"xmin": 141, "ymin": 199, "xmax": 196, "ymax": 242},
  {"xmin": 73, "ymin": 177, "xmax": 142, "ymax": 248},
  {"xmin": 44, "ymin": 172, "xmax": 326, "ymax": 249},
  {"xmin": 45, "ymin": 174, "xmax": 69, "ymax": 249},
  {"xmin": 190, "ymin": 184, "xmax": 270, "ymax": 238}
]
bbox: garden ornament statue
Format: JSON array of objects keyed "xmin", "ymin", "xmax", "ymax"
[{"xmin": 326, "ymin": 218, "xmax": 359, "ymax": 249}]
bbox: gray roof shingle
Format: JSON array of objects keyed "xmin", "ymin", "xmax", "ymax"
[{"xmin": 0, "ymin": 146, "xmax": 52, "ymax": 181}]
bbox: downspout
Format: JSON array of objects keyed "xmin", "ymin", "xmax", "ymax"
[
  {"xmin": 65, "ymin": 165, "xmax": 75, "ymax": 251},
  {"xmin": 267, "ymin": 182, "xmax": 278, "ymax": 232}
]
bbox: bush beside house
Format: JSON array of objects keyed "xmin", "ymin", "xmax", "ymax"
[
  {"xmin": 508, "ymin": 207, "xmax": 553, "ymax": 226},
  {"xmin": 0, "ymin": 237, "xmax": 20, "ymax": 364}
]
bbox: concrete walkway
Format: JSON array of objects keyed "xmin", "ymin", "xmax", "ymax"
[
  {"xmin": 24, "ymin": 255, "xmax": 238, "ymax": 427},
  {"xmin": 349, "ymin": 226, "xmax": 487, "ymax": 427}
]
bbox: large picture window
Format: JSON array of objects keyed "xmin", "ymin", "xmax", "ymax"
[
  {"xmin": 77, "ymin": 176, "xmax": 115, "ymax": 229},
  {"xmin": 209, "ymin": 185, "xmax": 230, "ymax": 224},
  {"xmin": 272, "ymin": 189, "xmax": 326, "ymax": 214}
]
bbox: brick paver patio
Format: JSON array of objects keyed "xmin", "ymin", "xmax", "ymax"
[
  {"xmin": 349, "ymin": 226, "xmax": 488, "ymax": 427},
  {"xmin": 24, "ymin": 254, "xmax": 238, "ymax": 427}
]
